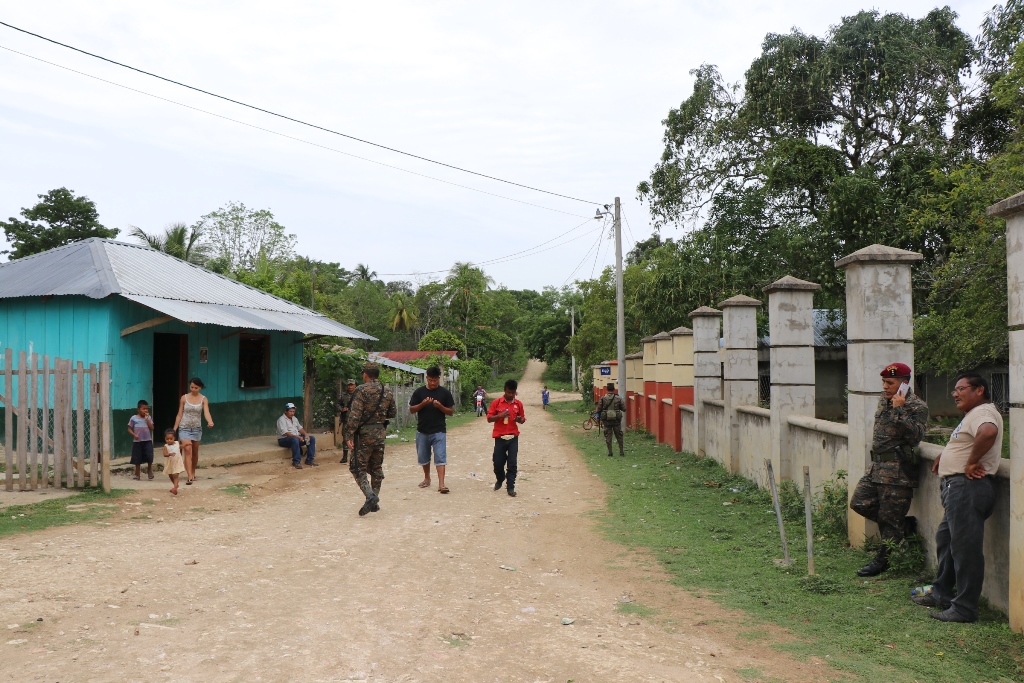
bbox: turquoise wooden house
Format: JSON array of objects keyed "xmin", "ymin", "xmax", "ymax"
[{"xmin": 0, "ymin": 238, "xmax": 374, "ymax": 456}]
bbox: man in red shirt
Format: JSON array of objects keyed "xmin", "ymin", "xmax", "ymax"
[{"xmin": 487, "ymin": 379, "xmax": 526, "ymax": 497}]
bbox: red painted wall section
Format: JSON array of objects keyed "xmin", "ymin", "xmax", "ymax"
[
  {"xmin": 659, "ymin": 398, "xmax": 679, "ymax": 451},
  {"xmin": 655, "ymin": 382, "xmax": 672, "ymax": 444},
  {"xmin": 643, "ymin": 381, "xmax": 658, "ymax": 437},
  {"xmin": 626, "ymin": 392, "xmax": 635, "ymax": 428}
]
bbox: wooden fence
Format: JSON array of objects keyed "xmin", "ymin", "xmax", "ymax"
[{"xmin": 1, "ymin": 349, "xmax": 112, "ymax": 492}]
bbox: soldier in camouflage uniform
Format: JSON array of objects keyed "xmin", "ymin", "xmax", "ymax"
[
  {"xmin": 850, "ymin": 362, "xmax": 929, "ymax": 576},
  {"xmin": 336, "ymin": 378, "xmax": 357, "ymax": 464},
  {"xmin": 344, "ymin": 364, "xmax": 397, "ymax": 517},
  {"xmin": 596, "ymin": 382, "xmax": 626, "ymax": 457}
]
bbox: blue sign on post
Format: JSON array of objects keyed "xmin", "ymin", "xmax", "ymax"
[{"xmin": 600, "ymin": 366, "xmax": 611, "ymax": 376}]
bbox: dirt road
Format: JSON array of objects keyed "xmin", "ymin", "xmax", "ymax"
[{"xmin": 1, "ymin": 361, "xmax": 823, "ymax": 682}]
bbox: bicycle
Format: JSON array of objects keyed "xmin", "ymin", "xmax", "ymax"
[{"xmin": 582, "ymin": 412, "xmax": 603, "ymax": 431}]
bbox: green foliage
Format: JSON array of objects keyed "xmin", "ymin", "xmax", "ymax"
[
  {"xmin": 195, "ymin": 201, "xmax": 296, "ymax": 272},
  {"xmin": 418, "ymin": 329, "xmax": 466, "ymax": 357},
  {"xmin": 309, "ymin": 346, "xmax": 366, "ymax": 428},
  {"xmin": 129, "ymin": 222, "xmax": 210, "ymax": 264},
  {"xmin": 1, "ymin": 187, "xmax": 118, "ymax": 259},
  {"xmin": 776, "ymin": 480, "xmax": 805, "ymax": 522},
  {"xmin": 813, "ymin": 471, "xmax": 849, "ymax": 543}
]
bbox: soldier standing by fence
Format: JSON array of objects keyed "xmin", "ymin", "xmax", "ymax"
[
  {"xmin": 850, "ymin": 362, "xmax": 929, "ymax": 577},
  {"xmin": 596, "ymin": 382, "xmax": 626, "ymax": 457},
  {"xmin": 344, "ymin": 364, "xmax": 397, "ymax": 517}
]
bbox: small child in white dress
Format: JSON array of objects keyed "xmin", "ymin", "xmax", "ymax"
[{"xmin": 162, "ymin": 429, "xmax": 187, "ymax": 495}]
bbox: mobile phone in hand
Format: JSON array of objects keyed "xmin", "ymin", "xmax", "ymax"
[{"xmin": 898, "ymin": 383, "xmax": 910, "ymax": 397}]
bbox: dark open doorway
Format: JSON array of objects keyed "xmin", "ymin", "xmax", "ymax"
[{"xmin": 153, "ymin": 333, "xmax": 188, "ymax": 434}]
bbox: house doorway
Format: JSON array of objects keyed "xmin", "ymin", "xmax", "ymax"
[{"xmin": 153, "ymin": 333, "xmax": 189, "ymax": 434}]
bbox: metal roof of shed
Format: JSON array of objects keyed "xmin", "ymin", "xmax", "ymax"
[{"xmin": 0, "ymin": 239, "xmax": 375, "ymax": 339}]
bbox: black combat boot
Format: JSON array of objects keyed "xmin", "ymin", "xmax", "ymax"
[
  {"xmin": 371, "ymin": 484, "xmax": 381, "ymax": 512},
  {"xmin": 340, "ymin": 449, "xmax": 348, "ymax": 464},
  {"xmin": 856, "ymin": 546, "xmax": 889, "ymax": 577}
]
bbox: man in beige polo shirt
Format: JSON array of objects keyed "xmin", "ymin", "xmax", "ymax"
[{"xmin": 913, "ymin": 373, "xmax": 1002, "ymax": 623}]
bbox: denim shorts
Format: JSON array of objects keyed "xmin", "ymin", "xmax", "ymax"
[
  {"xmin": 416, "ymin": 431, "xmax": 447, "ymax": 466},
  {"xmin": 178, "ymin": 427, "xmax": 202, "ymax": 442}
]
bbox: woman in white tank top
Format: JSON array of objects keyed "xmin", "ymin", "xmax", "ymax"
[{"xmin": 173, "ymin": 377, "xmax": 214, "ymax": 485}]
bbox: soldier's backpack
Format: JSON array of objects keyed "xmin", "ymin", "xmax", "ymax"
[{"xmin": 601, "ymin": 396, "xmax": 621, "ymax": 423}]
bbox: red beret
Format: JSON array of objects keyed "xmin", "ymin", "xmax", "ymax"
[{"xmin": 881, "ymin": 363, "xmax": 912, "ymax": 378}]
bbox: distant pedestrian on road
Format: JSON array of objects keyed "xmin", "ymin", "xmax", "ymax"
[
  {"xmin": 488, "ymin": 379, "xmax": 526, "ymax": 497},
  {"xmin": 409, "ymin": 366, "xmax": 455, "ymax": 493},
  {"xmin": 337, "ymin": 378, "xmax": 357, "ymax": 464},
  {"xmin": 172, "ymin": 377, "xmax": 214, "ymax": 486},
  {"xmin": 345, "ymin": 363, "xmax": 397, "ymax": 516},
  {"xmin": 278, "ymin": 402, "xmax": 317, "ymax": 469},
  {"xmin": 541, "ymin": 386, "xmax": 550, "ymax": 410},
  {"xmin": 913, "ymin": 372, "xmax": 1002, "ymax": 623},
  {"xmin": 128, "ymin": 399, "xmax": 155, "ymax": 481},
  {"xmin": 849, "ymin": 362, "xmax": 928, "ymax": 577},
  {"xmin": 596, "ymin": 383, "xmax": 626, "ymax": 457}
]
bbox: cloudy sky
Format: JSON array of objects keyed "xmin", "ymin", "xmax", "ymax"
[{"xmin": 0, "ymin": 1, "xmax": 995, "ymax": 290}]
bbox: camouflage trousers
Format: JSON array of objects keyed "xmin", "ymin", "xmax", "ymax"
[
  {"xmin": 604, "ymin": 423, "xmax": 624, "ymax": 453},
  {"xmin": 850, "ymin": 474, "xmax": 913, "ymax": 543},
  {"xmin": 349, "ymin": 426, "xmax": 386, "ymax": 499}
]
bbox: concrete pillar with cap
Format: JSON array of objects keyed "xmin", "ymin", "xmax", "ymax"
[
  {"xmin": 763, "ymin": 276, "xmax": 820, "ymax": 481},
  {"xmin": 836, "ymin": 244, "xmax": 923, "ymax": 547},
  {"xmin": 690, "ymin": 307, "xmax": 722, "ymax": 458},
  {"xmin": 719, "ymin": 295, "xmax": 762, "ymax": 475}
]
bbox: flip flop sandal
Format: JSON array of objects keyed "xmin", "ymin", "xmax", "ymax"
[
  {"xmin": 418, "ymin": 481, "xmax": 430, "ymax": 488},
  {"xmin": 439, "ymin": 487, "xmax": 450, "ymax": 494},
  {"xmin": 132, "ymin": 475, "xmax": 140, "ymax": 480},
  {"xmin": 148, "ymin": 473, "xmax": 155, "ymax": 480},
  {"xmin": 186, "ymin": 479, "xmax": 193, "ymax": 485}
]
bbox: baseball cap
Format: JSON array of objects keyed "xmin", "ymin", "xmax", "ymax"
[
  {"xmin": 346, "ymin": 378, "xmax": 357, "ymax": 385},
  {"xmin": 284, "ymin": 402, "xmax": 296, "ymax": 410}
]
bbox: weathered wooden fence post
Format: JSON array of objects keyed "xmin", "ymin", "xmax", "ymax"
[
  {"xmin": 987, "ymin": 191, "xmax": 1024, "ymax": 633},
  {"xmin": 764, "ymin": 276, "xmax": 820, "ymax": 481},
  {"xmin": 836, "ymin": 245, "xmax": 922, "ymax": 548}
]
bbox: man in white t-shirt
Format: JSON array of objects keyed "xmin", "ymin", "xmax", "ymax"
[{"xmin": 913, "ymin": 373, "xmax": 1002, "ymax": 623}]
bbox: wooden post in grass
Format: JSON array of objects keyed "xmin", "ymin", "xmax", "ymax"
[
  {"xmin": 765, "ymin": 458, "xmax": 791, "ymax": 566},
  {"xmin": 804, "ymin": 465, "xmax": 815, "ymax": 576}
]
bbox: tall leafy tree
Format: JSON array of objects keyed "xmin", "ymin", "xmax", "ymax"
[
  {"xmin": 1, "ymin": 188, "xmax": 118, "ymax": 259},
  {"xmin": 195, "ymin": 201, "xmax": 296, "ymax": 272},
  {"xmin": 444, "ymin": 262, "xmax": 493, "ymax": 355}
]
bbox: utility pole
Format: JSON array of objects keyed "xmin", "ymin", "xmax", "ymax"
[
  {"xmin": 614, "ymin": 197, "xmax": 626, "ymax": 430},
  {"xmin": 570, "ymin": 303, "xmax": 577, "ymax": 392}
]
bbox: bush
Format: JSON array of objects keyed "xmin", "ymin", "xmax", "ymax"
[{"xmin": 813, "ymin": 470, "xmax": 849, "ymax": 543}]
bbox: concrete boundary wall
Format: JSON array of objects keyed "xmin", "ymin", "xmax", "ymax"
[{"xmin": 629, "ymin": 220, "xmax": 1024, "ymax": 626}]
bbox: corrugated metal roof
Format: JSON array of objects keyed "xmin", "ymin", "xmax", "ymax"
[
  {"xmin": 366, "ymin": 353, "xmax": 427, "ymax": 375},
  {"xmin": 0, "ymin": 239, "xmax": 375, "ymax": 339}
]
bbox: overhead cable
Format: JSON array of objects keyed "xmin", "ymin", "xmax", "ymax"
[
  {"xmin": 0, "ymin": 44, "xmax": 591, "ymax": 219},
  {"xmin": 0, "ymin": 21, "xmax": 600, "ymax": 205}
]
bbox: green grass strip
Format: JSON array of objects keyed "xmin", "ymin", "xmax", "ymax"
[
  {"xmin": 0, "ymin": 487, "xmax": 135, "ymax": 538},
  {"xmin": 547, "ymin": 401, "xmax": 1024, "ymax": 683}
]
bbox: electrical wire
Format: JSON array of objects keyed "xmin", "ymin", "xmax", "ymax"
[
  {"xmin": 378, "ymin": 217, "xmax": 599, "ymax": 277},
  {"xmin": 562, "ymin": 223, "xmax": 607, "ymax": 288},
  {"xmin": 589, "ymin": 220, "xmax": 607, "ymax": 280},
  {"xmin": 0, "ymin": 44, "xmax": 592, "ymax": 219},
  {"xmin": 0, "ymin": 21, "xmax": 600, "ymax": 205}
]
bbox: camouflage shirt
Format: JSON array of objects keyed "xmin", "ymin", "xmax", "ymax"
[
  {"xmin": 597, "ymin": 393, "xmax": 625, "ymax": 419},
  {"xmin": 344, "ymin": 380, "xmax": 397, "ymax": 442},
  {"xmin": 337, "ymin": 389, "xmax": 355, "ymax": 418},
  {"xmin": 869, "ymin": 390, "xmax": 929, "ymax": 487}
]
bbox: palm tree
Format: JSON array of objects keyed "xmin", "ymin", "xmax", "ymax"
[
  {"xmin": 388, "ymin": 292, "xmax": 419, "ymax": 332},
  {"xmin": 355, "ymin": 263, "xmax": 377, "ymax": 282},
  {"xmin": 444, "ymin": 262, "xmax": 493, "ymax": 356},
  {"xmin": 130, "ymin": 222, "xmax": 210, "ymax": 264}
]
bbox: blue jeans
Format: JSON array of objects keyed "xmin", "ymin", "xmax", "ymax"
[
  {"xmin": 278, "ymin": 435, "xmax": 315, "ymax": 464},
  {"xmin": 933, "ymin": 474, "xmax": 995, "ymax": 621},
  {"xmin": 416, "ymin": 431, "xmax": 447, "ymax": 466},
  {"xmin": 492, "ymin": 436, "xmax": 518, "ymax": 490}
]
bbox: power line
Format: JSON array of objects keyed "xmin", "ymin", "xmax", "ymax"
[
  {"xmin": 589, "ymin": 220, "xmax": 608, "ymax": 280},
  {"xmin": 562, "ymin": 223, "xmax": 606, "ymax": 288},
  {"xmin": 378, "ymin": 217, "xmax": 599, "ymax": 277},
  {"xmin": 0, "ymin": 44, "xmax": 592, "ymax": 219},
  {"xmin": 0, "ymin": 20, "xmax": 601, "ymax": 206}
]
